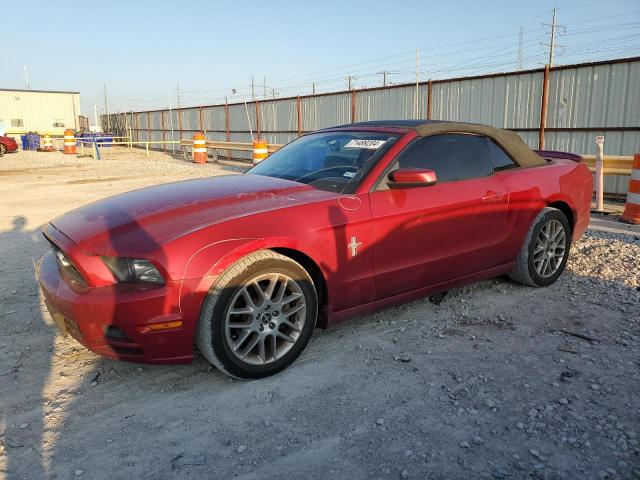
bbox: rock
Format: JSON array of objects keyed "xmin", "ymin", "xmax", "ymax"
[
  {"xmin": 18, "ymin": 423, "xmax": 29, "ymax": 429},
  {"xmin": 171, "ymin": 453, "xmax": 206, "ymax": 471},
  {"xmin": 516, "ymin": 422, "xmax": 525, "ymax": 430},
  {"xmin": 105, "ymin": 439, "xmax": 113, "ymax": 443},
  {"xmin": 492, "ymin": 467, "xmax": 509, "ymax": 479},
  {"xmin": 394, "ymin": 355, "xmax": 411, "ymax": 363},
  {"xmin": 484, "ymin": 399, "xmax": 497, "ymax": 408},
  {"xmin": 558, "ymin": 398, "xmax": 569, "ymax": 405},
  {"xmin": 529, "ymin": 448, "xmax": 541, "ymax": 458},
  {"xmin": 472, "ymin": 436, "xmax": 484, "ymax": 445},
  {"xmin": 237, "ymin": 445, "xmax": 247, "ymax": 454},
  {"xmin": 527, "ymin": 408, "xmax": 538, "ymax": 418},
  {"xmin": 591, "ymin": 384, "xmax": 600, "ymax": 391},
  {"xmin": 74, "ymin": 470, "xmax": 84, "ymax": 476},
  {"xmin": 376, "ymin": 418, "xmax": 385, "ymax": 426},
  {"xmin": 401, "ymin": 469, "xmax": 410, "ymax": 478},
  {"xmin": 459, "ymin": 441, "xmax": 470, "ymax": 449}
]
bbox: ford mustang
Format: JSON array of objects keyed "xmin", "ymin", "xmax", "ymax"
[{"xmin": 37, "ymin": 120, "xmax": 592, "ymax": 379}]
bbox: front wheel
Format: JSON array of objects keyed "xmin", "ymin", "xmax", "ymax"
[
  {"xmin": 509, "ymin": 207, "xmax": 571, "ymax": 287},
  {"xmin": 196, "ymin": 250, "xmax": 317, "ymax": 379},
  {"xmin": 0, "ymin": 144, "xmax": 6, "ymax": 155}
]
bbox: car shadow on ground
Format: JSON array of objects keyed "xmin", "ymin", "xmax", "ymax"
[{"xmin": 1, "ymin": 216, "xmax": 55, "ymax": 479}]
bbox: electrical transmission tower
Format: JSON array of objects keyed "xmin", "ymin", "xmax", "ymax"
[{"xmin": 517, "ymin": 27, "xmax": 524, "ymax": 70}]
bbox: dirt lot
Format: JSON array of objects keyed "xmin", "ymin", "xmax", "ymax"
[{"xmin": 1, "ymin": 149, "xmax": 639, "ymax": 480}]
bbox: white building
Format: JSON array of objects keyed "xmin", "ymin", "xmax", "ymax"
[{"xmin": 0, "ymin": 88, "xmax": 81, "ymax": 141}]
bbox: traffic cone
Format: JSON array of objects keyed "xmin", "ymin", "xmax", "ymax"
[
  {"xmin": 621, "ymin": 153, "xmax": 640, "ymax": 224},
  {"xmin": 193, "ymin": 132, "xmax": 207, "ymax": 164},
  {"xmin": 252, "ymin": 139, "xmax": 268, "ymax": 165}
]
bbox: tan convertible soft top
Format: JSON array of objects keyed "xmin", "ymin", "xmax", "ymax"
[{"xmin": 413, "ymin": 122, "xmax": 546, "ymax": 168}]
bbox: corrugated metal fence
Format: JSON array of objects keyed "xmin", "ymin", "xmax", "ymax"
[{"xmin": 103, "ymin": 57, "xmax": 640, "ymax": 195}]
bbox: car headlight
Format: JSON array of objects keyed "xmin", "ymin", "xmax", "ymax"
[{"xmin": 101, "ymin": 257, "xmax": 165, "ymax": 284}]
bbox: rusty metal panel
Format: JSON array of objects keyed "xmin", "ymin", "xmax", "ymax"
[
  {"xmin": 300, "ymin": 93, "xmax": 351, "ymax": 131},
  {"xmin": 259, "ymin": 98, "xmax": 297, "ymax": 133},
  {"xmin": 181, "ymin": 108, "xmax": 200, "ymax": 130},
  {"xmin": 203, "ymin": 106, "xmax": 226, "ymax": 132},
  {"xmin": 136, "ymin": 112, "xmax": 148, "ymax": 129},
  {"xmin": 355, "ymin": 85, "xmax": 429, "ymax": 121},
  {"xmin": 149, "ymin": 111, "xmax": 162, "ymax": 130},
  {"xmin": 204, "ymin": 131, "xmax": 227, "ymax": 142},
  {"xmin": 432, "ymin": 72, "xmax": 542, "ymax": 129},
  {"xmin": 228, "ymin": 104, "xmax": 257, "ymax": 134},
  {"xmin": 547, "ymin": 59, "xmax": 640, "ymax": 128}
]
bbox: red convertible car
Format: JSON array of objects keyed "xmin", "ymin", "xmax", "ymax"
[{"xmin": 37, "ymin": 120, "xmax": 592, "ymax": 378}]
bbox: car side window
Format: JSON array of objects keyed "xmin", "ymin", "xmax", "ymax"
[
  {"xmin": 490, "ymin": 141, "xmax": 518, "ymax": 172},
  {"xmin": 387, "ymin": 133, "xmax": 493, "ymax": 186}
]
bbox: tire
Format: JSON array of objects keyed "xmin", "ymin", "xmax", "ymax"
[
  {"xmin": 196, "ymin": 250, "xmax": 317, "ymax": 379},
  {"xmin": 509, "ymin": 207, "xmax": 571, "ymax": 287},
  {"xmin": 0, "ymin": 144, "xmax": 6, "ymax": 155}
]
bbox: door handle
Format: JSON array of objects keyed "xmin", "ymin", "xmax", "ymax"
[{"xmin": 482, "ymin": 191, "xmax": 503, "ymax": 202}]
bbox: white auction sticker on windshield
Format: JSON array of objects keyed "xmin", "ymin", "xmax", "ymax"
[
  {"xmin": 343, "ymin": 171, "xmax": 357, "ymax": 178},
  {"xmin": 344, "ymin": 139, "xmax": 387, "ymax": 149}
]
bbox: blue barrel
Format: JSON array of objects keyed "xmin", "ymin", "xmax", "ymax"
[
  {"xmin": 26, "ymin": 133, "xmax": 41, "ymax": 150},
  {"xmin": 20, "ymin": 135, "xmax": 28, "ymax": 150}
]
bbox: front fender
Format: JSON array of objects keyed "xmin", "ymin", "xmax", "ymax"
[{"xmin": 178, "ymin": 236, "xmax": 328, "ymax": 333}]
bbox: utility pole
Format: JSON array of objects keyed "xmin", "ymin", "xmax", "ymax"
[
  {"xmin": 312, "ymin": 82, "xmax": 316, "ymax": 94},
  {"xmin": 272, "ymin": 88, "xmax": 277, "ymax": 99},
  {"xmin": 94, "ymin": 105, "xmax": 98, "ymax": 130},
  {"xmin": 23, "ymin": 66, "xmax": 30, "ymax": 89},
  {"xmin": 414, "ymin": 48, "xmax": 420, "ymax": 119},
  {"xmin": 376, "ymin": 70, "xmax": 397, "ymax": 87},
  {"xmin": 549, "ymin": 8, "xmax": 557, "ymax": 67},
  {"xmin": 263, "ymin": 76, "xmax": 267, "ymax": 99},
  {"xmin": 176, "ymin": 81, "xmax": 181, "ymax": 110},
  {"xmin": 347, "ymin": 76, "xmax": 352, "ymax": 90},
  {"xmin": 517, "ymin": 27, "xmax": 524, "ymax": 70},
  {"xmin": 251, "ymin": 76, "xmax": 255, "ymax": 101},
  {"xmin": 103, "ymin": 84, "xmax": 109, "ymax": 131},
  {"xmin": 542, "ymin": 8, "xmax": 564, "ymax": 67}
]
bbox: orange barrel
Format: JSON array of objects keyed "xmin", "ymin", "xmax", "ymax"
[
  {"xmin": 42, "ymin": 135, "xmax": 54, "ymax": 152},
  {"xmin": 63, "ymin": 129, "xmax": 76, "ymax": 154},
  {"xmin": 252, "ymin": 138, "xmax": 268, "ymax": 164},
  {"xmin": 621, "ymin": 153, "xmax": 640, "ymax": 224},
  {"xmin": 192, "ymin": 132, "xmax": 207, "ymax": 164}
]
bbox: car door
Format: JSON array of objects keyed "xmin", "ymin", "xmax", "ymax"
[{"xmin": 369, "ymin": 133, "xmax": 511, "ymax": 299}]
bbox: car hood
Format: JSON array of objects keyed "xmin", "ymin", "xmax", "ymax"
[{"xmin": 51, "ymin": 174, "xmax": 335, "ymax": 255}]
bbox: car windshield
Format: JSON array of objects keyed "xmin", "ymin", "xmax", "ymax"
[{"xmin": 247, "ymin": 131, "xmax": 400, "ymax": 193}]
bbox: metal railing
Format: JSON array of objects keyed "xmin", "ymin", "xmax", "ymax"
[{"xmin": 580, "ymin": 155, "xmax": 634, "ymax": 176}]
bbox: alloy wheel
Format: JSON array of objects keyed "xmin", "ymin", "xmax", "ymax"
[
  {"xmin": 224, "ymin": 273, "xmax": 306, "ymax": 365},
  {"xmin": 533, "ymin": 219, "xmax": 566, "ymax": 278}
]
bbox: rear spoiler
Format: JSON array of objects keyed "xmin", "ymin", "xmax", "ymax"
[{"xmin": 534, "ymin": 149, "xmax": 582, "ymax": 162}]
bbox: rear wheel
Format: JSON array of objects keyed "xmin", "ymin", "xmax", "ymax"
[
  {"xmin": 196, "ymin": 250, "xmax": 317, "ymax": 379},
  {"xmin": 509, "ymin": 207, "xmax": 571, "ymax": 287}
]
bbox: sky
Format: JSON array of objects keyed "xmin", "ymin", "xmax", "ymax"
[{"xmin": 2, "ymin": 0, "xmax": 639, "ymax": 116}]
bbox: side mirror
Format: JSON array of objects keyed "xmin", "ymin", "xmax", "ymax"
[{"xmin": 388, "ymin": 168, "xmax": 437, "ymax": 189}]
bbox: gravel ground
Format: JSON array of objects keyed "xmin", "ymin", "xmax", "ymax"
[{"xmin": 1, "ymin": 150, "xmax": 639, "ymax": 480}]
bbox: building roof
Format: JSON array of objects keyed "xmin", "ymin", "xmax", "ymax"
[{"xmin": 0, "ymin": 88, "xmax": 79, "ymax": 95}]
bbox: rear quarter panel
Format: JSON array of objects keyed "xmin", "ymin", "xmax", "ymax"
[{"xmin": 497, "ymin": 160, "xmax": 592, "ymax": 258}]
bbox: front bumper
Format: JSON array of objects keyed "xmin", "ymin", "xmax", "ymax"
[{"xmin": 37, "ymin": 250, "xmax": 194, "ymax": 364}]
